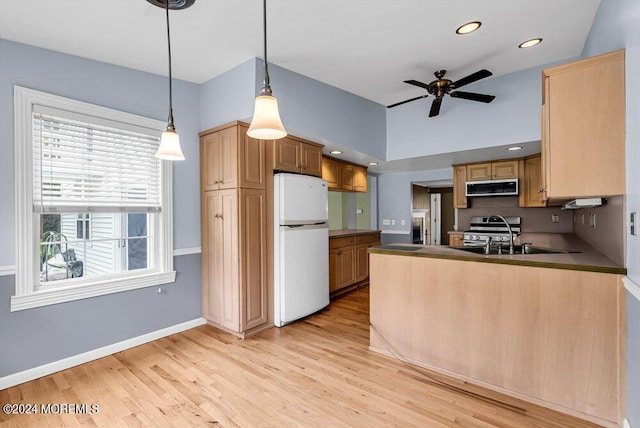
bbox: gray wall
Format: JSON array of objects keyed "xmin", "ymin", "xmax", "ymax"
[
  {"xmin": 199, "ymin": 59, "xmax": 256, "ymax": 131},
  {"xmin": 264, "ymin": 61, "xmax": 387, "ymax": 160},
  {"xmin": 0, "ymin": 39, "xmax": 202, "ymax": 378},
  {"xmin": 582, "ymin": 1, "xmax": 640, "ymax": 425},
  {"xmin": 0, "ymin": 254, "xmax": 201, "ymax": 377}
]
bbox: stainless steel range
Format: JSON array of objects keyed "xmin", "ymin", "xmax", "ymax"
[{"xmin": 463, "ymin": 216, "xmax": 521, "ymax": 246}]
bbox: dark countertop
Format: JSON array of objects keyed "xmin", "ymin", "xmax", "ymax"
[
  {"xmin": 329, "ymin": 229, "xmax": 381, "ymax": 238},
  {"xmin": 369, "ymin": 232, "xmax": 626, "ymax": 275}
]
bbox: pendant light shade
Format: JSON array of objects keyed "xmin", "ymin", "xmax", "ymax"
[
  {"xmin": 247, "ymin": 95, "xmax": 287, "ymax": 140},
  {"xmin": 248, "ymin": 0, "xmax": 287, "ymax": 140},
  {"xmin": 150, "ymin": 0, "xmax": 188, "ymax": 160},
  {"xmin": 156, "ymin": 124, "xmax": 185, "ymax": 161}
]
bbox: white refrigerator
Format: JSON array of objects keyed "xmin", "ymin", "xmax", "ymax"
[{"xmin": 274, "ymin": 173, "xmax": 329, "ymax": 327}]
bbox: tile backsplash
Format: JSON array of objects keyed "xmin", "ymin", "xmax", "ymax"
[
  {"xmin": 458, "ymin": 196, "xmax": 573, "ymax": 233},
  {"xmin": 572, "ymin": 195, "xmax": 624, "ymax": 266}
]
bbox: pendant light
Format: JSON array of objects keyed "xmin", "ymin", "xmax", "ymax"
[
  {"xmin": 247, "ymin": 0, "xmax": 287, "ymax": 140},
  {"xmin": 148, "ymin": 0, "xmax": 194, "ymax": 160}
]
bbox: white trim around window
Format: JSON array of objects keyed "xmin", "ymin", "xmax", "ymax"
[{"xmin": 12, "ymin": 86, "xmax": 176, "ymax": 312}]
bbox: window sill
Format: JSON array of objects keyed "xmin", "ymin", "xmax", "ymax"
[{"xmin": 11, "ymin": 271, "xmax": 176, "ymax": 312}]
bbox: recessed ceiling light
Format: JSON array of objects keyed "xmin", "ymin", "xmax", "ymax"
[
  {"xmin": 330, "ymin": 150, "xmax": 343, "ymax": 155},
  {"xmin": 368, "ymin": 162, "xmax": 378, "ymax": 166},
  {"xmin": 456, "ymin": 21, "xmax": 482, "ymax": 35},
  {"xmin": 507, "ymin": 146, "xmax": 523, "ymax": 151},
  {"xmin": 518, "ymin": 38, "xmax": 542, "ymax": 49}
]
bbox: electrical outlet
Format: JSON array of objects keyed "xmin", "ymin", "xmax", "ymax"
[
  {"xmin": 581, "ymin": 213, "xmax": 585, "ymax": 225},
  {"xmin": 401, "ymin": 219, "xmax": 405, "ymax": 226},
  {"xmin": 551, "ymin": 214, "xmax": 559, "ymax": 223},
  {"xmin": 590, "ymin": 213, "xmax": 597, "ymax": 229},
  {"xmin": 356, "ymin": 208, "xmax": 363, "ymax": 214},
  {"xmin": 631, "ymin": 212, "xmax": 636, "ymax": 236},
  {"xmin": 382, "ymin": 219, "xmax": 390, "ymax": 226},
  {"xmin": 391, "ymin": 219, "xmax": 396, "ymax": 226}
]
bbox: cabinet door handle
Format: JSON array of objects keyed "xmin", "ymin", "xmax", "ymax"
[
  {"xmin": 337, "ymin": 251, "xmax": 342, "ymax": 255},
  {"xmin": 538, "ymin": 189, "xmax": 544, "ymax": 193},
  {"xmin": 302, "ymin": 165, "xmax": 307, "ymax": 169}
]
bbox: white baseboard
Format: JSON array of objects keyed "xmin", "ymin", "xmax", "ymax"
[
  {"xmin": 624, "ymin": 418, "xmax": 632, "ymax": 428},
  {"xmin": 0, "ymin": 317, "xmax": 207, "ymax": 390}
]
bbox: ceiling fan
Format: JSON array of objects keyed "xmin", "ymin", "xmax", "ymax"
[{"xmin": 388, "ymin": 69, "xmax": 495, "ymax": 117}]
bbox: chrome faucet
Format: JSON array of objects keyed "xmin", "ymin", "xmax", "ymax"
[{"xmin": 489, "ymin": 215, "xmax": 515, "ymax": 255}]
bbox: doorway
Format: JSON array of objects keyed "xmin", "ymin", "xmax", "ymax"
[{"xmin": 411, "ymin": 184, "xmax": 454, "ymax": 245}]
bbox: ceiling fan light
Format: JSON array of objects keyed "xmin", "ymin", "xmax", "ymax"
[
  {"xmin": 156, "ymin": 126, "xmax": 185, "ymax": 160},
  {"xmin": 519, "ymin": 38, "xmax": 543, "ymax": 48},
  {"xmin": 247, "ymin": 95, "xmax": 287, "ymax": 140},
  {"xmin": 456, "ymin": 21, "xmax": 481, "ymax": 35}
]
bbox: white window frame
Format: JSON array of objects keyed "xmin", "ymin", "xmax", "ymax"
[{"xmin": 12, "ymin": 86, "xmax": 176, "ymax": 311}]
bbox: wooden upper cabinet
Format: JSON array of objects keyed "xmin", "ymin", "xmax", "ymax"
[
  {"xmin": 519, "ymin": 155, "xmax": 547, "ymax": 208},
  {"xmin": 323, "ymin": 157, "xmax": 367, "ymax": 192},
  {"xmin": 300, "ymin": 143, "xmax": 323, "ymax": 177},
  {"xmin": 466, "ymin": 163, "xmax": 492, "ymax": 181},
  {"xmin": 491, "ymin": 160, "xmax": 519, "ymax": 180},
  {"xmin": 274, "ymin": 137, "xmax": 323, "ymax": 177},
  {"xmin": 453, "ymin": 165, "xmax": 467, "ymax": 208},
  {"xmin": 542, "ymin": 49, "xmax": 625, "ymax": 199},
  {"xmin": 322, "ymin": 157, "xmax": 342, "ymax": 190},
  {"xmin": 340, "ymin": 164, "xmax": 367, "ymax": 192},
  {"xmin": 466, "ymin": 160, "xmax": 518, "ymax": 181},
  {"xmin": 273, "ymin": 137, "xmax": 300, "ymax": 173},
  {"xmin": 200, "ymin": 122, "xmax": 265, "ymax": 191}
]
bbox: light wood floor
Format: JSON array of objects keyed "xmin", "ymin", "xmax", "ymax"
[{"xmin": 1, "ymin": 287, "xmax": 599, "ymax": 427}]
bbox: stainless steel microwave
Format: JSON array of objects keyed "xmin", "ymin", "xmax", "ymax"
[{"xmin": 465, "ymin": 178, "xmax": 518, "ymax": 197}]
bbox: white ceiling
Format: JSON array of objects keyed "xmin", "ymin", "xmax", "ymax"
[{"xmin": 0, "ymin": 0, "xmax": 601, "ymax": 172}]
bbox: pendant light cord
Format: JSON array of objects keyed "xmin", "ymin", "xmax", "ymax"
[
  {"xmin": 165, "ymin": 1, "xmax": 175, "ymax": 129},
  {"xmin": 260, "ymin": 0, "xmax": 272, "ymax": 96}
]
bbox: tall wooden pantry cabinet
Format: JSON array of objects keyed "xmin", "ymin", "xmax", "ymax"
[{"xmin": 200, "ymin": 121, "xmax": 269, "ymax": 337}]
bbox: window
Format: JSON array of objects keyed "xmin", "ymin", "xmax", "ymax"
[{"xmin": 13, "ymin": 87, "xmax": 176, "ymax": 311}]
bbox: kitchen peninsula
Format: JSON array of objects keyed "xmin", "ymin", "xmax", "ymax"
[{"xmin": 368, "ymin": 238, "xmax": 625, "ymax": 427}]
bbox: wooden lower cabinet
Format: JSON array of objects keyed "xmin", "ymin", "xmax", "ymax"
[
  {"xmin": 329, "ymin": 232, "xmax": 380, "ymax": 296},
  {"xmin": 448, "ymin": 233, "xmax": 463, "ymax": 246},
  {"xmin": 201, "ymin": 188, "xmax": 268, "ymax": 336}
]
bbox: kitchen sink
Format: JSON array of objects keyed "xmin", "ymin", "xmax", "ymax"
[{"xmin": 450, "ymin": 245, "xmax": 580, "ymax": 255}]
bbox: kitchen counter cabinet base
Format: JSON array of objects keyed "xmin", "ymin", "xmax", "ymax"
[
  {"xmin": 369, "ymin": 253, "xmax": 624, "ymax": 427},
  {"xmin": 329, "ymin": 231, "xmax": 380, "ymax": 298}
]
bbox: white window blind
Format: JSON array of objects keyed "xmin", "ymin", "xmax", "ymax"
[{"xmin": 32, "ymin": 105, "xmax": 162, "ymax": 213}]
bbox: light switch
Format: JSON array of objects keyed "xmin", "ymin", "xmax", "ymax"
[
  {"xmin": 551, "ymin": 214, "xmax": 559, "ymax": 223},
  {"xmin": 391, "ymin": 219, "xmax": 396, "ymax": 226},
  {"xmin": 382, "ymin": 219, "xmax": 390, "ymax": 226},
  {"xmin": 401, "ymin": 219, "xmax": 405, "ymax": 226}
]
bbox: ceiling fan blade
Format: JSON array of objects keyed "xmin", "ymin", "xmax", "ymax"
[
  {"xmin": 451, "ymin": 69, "xmax": 492, "ymax": 89},
  {"xmin": 450, "ymin": 91, "xmax": 496, "ymax": 103},
  {"xmin": 404, "ymin": 79, "xmax": 431, "ymax": 91},
  {"xmin": 387, "ymin": 94, "xmax": 429, "ymax": 108},
  {"xmin": 429, "ymin": 97, "xmax": 443, "ymax": 117}
]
